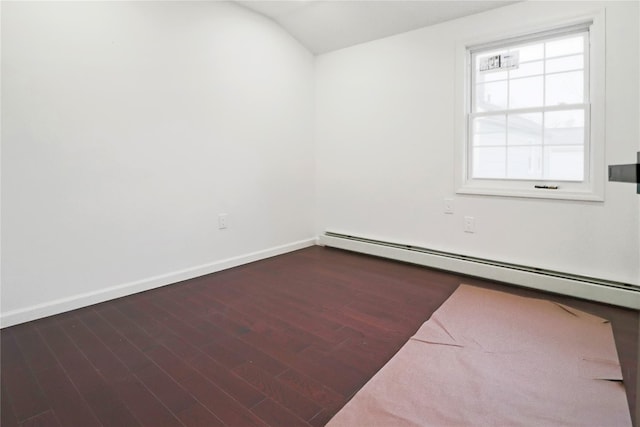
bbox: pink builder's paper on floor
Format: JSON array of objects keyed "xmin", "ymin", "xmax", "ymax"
[{"xmin": 327, "ymin": 284, "xmax": 632, "ymax": 427}]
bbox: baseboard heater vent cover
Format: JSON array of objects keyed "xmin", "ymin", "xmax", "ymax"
[{"xmin": 320, "ymin": 232, "xmax": 640, "ymax": 309}]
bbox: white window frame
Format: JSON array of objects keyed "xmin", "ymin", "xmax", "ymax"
[{"xmin": 454, "ymin": 11, "xmax": 605, "ymax": 201}]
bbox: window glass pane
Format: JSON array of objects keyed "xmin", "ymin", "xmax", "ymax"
[
  {"xmin": 545, "ymin": 109, "xmax": 584, "ymax": 128},
  {"xmin": 544, "ymin": 110, "xmax": 584, "ymax": 145},
  {"xmin": 473, "ymin": 147, "xmax": 506, "ymax": 178},
  {"xmin": 546, "ymin": 35, "xmax": 584, "ymax": 58},
  {"xmin": 513, "ymin": 43, "xmax": 544, "ymax": 62},
  {"xmin": 508, "ymin": 61, "xmax": 543, "ymax": 79},
  {"xmin": 545, "ymin": 71, "xmax": 583, "ymax": 105},
  {"xmin": 473, "ymin": 116, "xmax": 506, "ymax": 146},
  {"xmin": 546, "ymin": 54, "xmax": 583, "ymax": 73},
  {"xmin": 507, "ymin": 113, "xmax": 542, "ymax": 145},
  {"xmin": 476, "ymin": 70, "xmax": 508, "ymax": 83},
  {"xmin": 543, "ymin": 146, "xmax": 584, "ymax": 181},
  {"xmin": 509, "ymin": 76, "xmax": 543, "ymax": 109},
  {"xmin": 475, "ymin": 81, "xmax": 508, "ymax": 112},
  {"xmin": 507, "ymin": 146, "xmax": 542, "ymax": 179}
]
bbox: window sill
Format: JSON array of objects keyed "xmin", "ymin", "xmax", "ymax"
[{"xmin": 456, "ymin": 183, "xmax": 604, "ymax": 202}]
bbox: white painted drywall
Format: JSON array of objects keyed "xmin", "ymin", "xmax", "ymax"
[
  {"xmin": 316, "ymin": 1, "xmax": 640, "ymax": 285},
  {"xmin": 1, "ymin": 1, "xmax": 315, "ymax": 324}
]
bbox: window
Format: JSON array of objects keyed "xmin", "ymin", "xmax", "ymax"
[{"xmin": 455, "ymin": 15, "xmax": 605, "ymax": 201}]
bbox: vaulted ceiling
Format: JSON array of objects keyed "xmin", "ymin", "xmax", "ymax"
[{"xmin": 236, "ymin": 1, "xmax": 518, "ymax": 54}]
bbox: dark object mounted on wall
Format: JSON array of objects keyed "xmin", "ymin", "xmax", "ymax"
[{"xmin": 608, "ymin": 152, "xmax": 640, "ymax": 194}]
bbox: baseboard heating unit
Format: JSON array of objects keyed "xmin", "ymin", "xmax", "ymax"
[{"xmin": 319, "ymin": 232, "xmax": 640, "ymax": 310}]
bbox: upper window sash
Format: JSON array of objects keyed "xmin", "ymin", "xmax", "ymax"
[{"xmin": 470, "ymin": 31, "xmax": 590, "ymax": 115}]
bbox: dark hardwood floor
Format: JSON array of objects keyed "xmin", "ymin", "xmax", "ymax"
[{"xmin": 2, "ymin": 246, "xmax": 638, "ymax": 427}]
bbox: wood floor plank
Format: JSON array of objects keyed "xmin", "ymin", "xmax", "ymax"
[
  {"xmin": 1, "ymin": 382, "xmax": 20, "ymax": 427},
  {"xmin": 109, "ymin": 375, "xmax": 183, "ymax": 427},
  {"xmin": 210, "ymin": 285, "xmax": 350, "ymax": 345},
  {"xmin": 199, "ymin": 328, "xmax": 289, "ymax": 376},
  {"xmin": 289, "ymin": 347, "xmax": 369, "ymax": 397},
  {"xmin": 11, "ymin": 326, "xmax": 102, "ymax": 427},
  {"xmin": 308, "ymin": 409, "xmax": 335, "ymax": 427},
  {"xmin": 56, "ymin": 313, "xmax": 180, "ymax": 425},
  {"xmin": 37, "ymin": 323, "xmax": 142, "ymax": 427},
  {"xmin": 57, "ymin": 316, "xmax": 130, "ymax": 382},
  {"xmin": 19, "ymin": 410, "xmax": 62, "ymax": 427},
  {"xmin": 0, "ymin": 330, "xmax": 50, "ymax": 423},
  {"xmin": 251, "ymin": 398, "xmax": 311, "ymax": 427},
  {"xmin": 237, "ymin": 327, "xmax": 311, "ymax": 360},
  {"xmin": 322, "ymin": 341, "xmax": 391, "ymax": 375},
  {"xmin": 116, "ymin": 299, "xmax": 167, "ymax": 342},
  {"xmin": 276, "ymin": 369, "xmax": 344, "ymax": 410},
  {"xmin": 178, "ymin": 372, "xmax": 267, "ymax": 427},
  {"xmin": 233, "ymin": 362, "xmax": 321, "ymax": 421},
  {"xmin": 202, "ymin": 289, "xmax": 348, "ymax": 349},
  {"xmin": 9, "ymin": 325, "xmax": 52, "ymax": 375},
  {"xmin": 29, "ymin": 365, "xmax": 102, "ymax": 427},
  {"xmin": 78, "ymin": 309, "xmax": 153, "ymax": 373},
  {"xmin": 128, "ymin": 298, "xmax": 212, "ymax": 348},
  {"xmin": 230, "ymin": 276, "xmax": 411, "ymax": 342},
  {"xmin": 199, "ymin": 339, "xmax": 248, "ymax": 369},
  {"xmin": 95, "ymin": 306, "xmax": 159, "ymax": 352},
  {"xmin": 134, "ymin": 363, "xmax": 196, "ymax": 416},
  {"xmin": 142, "ymin": 344, "xmax": 264, "ymax": 427},
  {"xmin": 188, "ymin": 353, "xmax": 265, "ymax": 408},
  {"xmin": 176, "ymin": 404, "xmax": 224, "ymax": 427}
]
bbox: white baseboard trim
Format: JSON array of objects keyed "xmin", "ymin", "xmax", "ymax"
[
  {"xmin": 1, "ymin": 238, "xmax": 316, "ymax": 328},
  {"xmin": 318, "ymin": 234, "xmax": 640, "ymax": 310}
]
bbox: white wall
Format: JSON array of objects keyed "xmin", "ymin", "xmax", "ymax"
[
  {"xmin": 316, "ymin": 1, "xmax": 640, "ymax": 285},
  {"xmin": 1, "ymin": 1, "xmax": 316, "ymax": 325}
]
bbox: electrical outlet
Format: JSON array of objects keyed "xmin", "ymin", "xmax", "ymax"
[
  {"xmin": 464, "ymin": 216, "xmax": 475, "ymax": 233},
  {"xmin": 444, "ymin": 198, "xmax": 454, "ymax": 214},
  {"xmin": 218, "ymin": 213, "xmax": 228, "ymax": 230}
]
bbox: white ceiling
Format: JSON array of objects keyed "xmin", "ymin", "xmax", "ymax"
[{"xmin": 236, "ymin": 1, "xmax": 518, "ymax": 54}]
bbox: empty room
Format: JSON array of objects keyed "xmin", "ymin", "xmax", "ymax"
[{"xmin": 2, "ymin": 0, "xmax": 639, "ymax": 426}]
